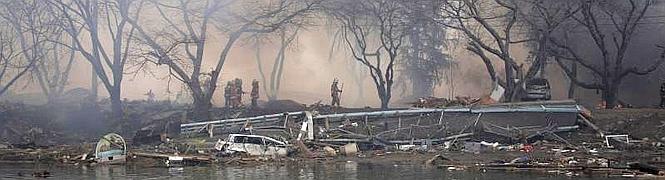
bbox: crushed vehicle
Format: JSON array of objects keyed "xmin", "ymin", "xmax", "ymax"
[
  {"xmin": 522, "ymin": 78, "xmax": 552, "ymax": 101},
  {"xmin": 95, "ymin": 133, "xmax": 127, "ymax": 164},
  {"xmin": 214, "ymin": 134, "xmax": 289, "ymax": 156}
]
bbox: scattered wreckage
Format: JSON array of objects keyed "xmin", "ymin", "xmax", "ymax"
[
  {"xmin": 172, "ymin": 100, "xmax": 665, "ymax": 176},
  {"xmin": 181, "ymin": 100, "xmax": 587, "ymax": 149},
  {"xmin": 2, "ymin": 99, "xmax": 664, "ymax": 178},
  {"xmin": 214, "ymin": 134, "xmax": 289, "ymax": 157},
  {"xmin": 522, "ymin": 78, "xmax": 552, "ymax": 101},
  {"xmin": 94, "ymin": 133, "xmax": 127, "ymax": 164}
]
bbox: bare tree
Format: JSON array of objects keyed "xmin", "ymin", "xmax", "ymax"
[
  {"xmin": 1, "ymin": 1, "xmax": 76, "ymax": 104},
  {"xmin": 439, "ymin": 0, "xmax": 534, "ymax": 102},
  {"xmin": 549, "ymin": 0, "xmax": 665, "ymax": 108},
  {"xmin": 0, "ymin": 25, "xmax": 36, "ymax": 96},
  {"xmin": 328, "ymin": 0, "xmax": 407, "ymax": 109},
  {"xmin": 254, "ymin": 28, "xmax": 300, "ymax": 102},
  {"xmin": 35, "ymin": 36, "xmax": 77, "ymax": 104},
  {"xmin": 325, "ymin": 27, "xmax": 368, "ymax": 107},
  {"xmin": 515, "ymin": 0, "xmax": 580, "ymax": 98},
  {"xmin": 49, "ymin": 0, "xmax": 142, "ymax": 119},
  {"xmin": 125, "ymin": 0, "xmax": 320, "ymax": 120},
  {"xmin": 438, "ymin": 0, "xmax": 579, "ymax": 101}
]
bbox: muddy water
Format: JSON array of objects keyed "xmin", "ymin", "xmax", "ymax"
[{"xmin": 0, "ymin": 162, "xmax": 619, "ymax": 179}]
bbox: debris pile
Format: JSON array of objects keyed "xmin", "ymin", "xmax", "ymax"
[
  {"xmin": 1, "ymin": 99, "xmax": 665, "ymax": 178},
  {"xmin": 111, "ymin": 100, "xmax": 187, "ymax": 137},
  {"xmin": 94, "ymin": 133, "xmax": 127, "ymax": 164},
  {"xmin": 0, "ymin": 102, "xmax": 78, "ymax": 146},
  {"xmin": 176, "ymin": 100, "xmax": 664, "ymax": 177},
  {"xmin": 410, "ymin": 96, "xmax": 499, "ymax": 108},
  {"xmin": 410, "ymin": 96, "xmax": 479, "ymax": 108}
]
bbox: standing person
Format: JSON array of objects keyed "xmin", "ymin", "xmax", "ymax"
[
  {"xmin": 228, "ymin": 81, "xmax": 238, "ymax": 107},
  {"xmin": 234, "ymin": 78, "xmax": 244, "ymax": 107},
  {"xmin": 145, "ymin": 89, "xmax": 156, "ymax": 103},
  {"xmin": 224, "ymin": 82, "xmax": 232, "ymax": 107},
  {"xmin": 331, "ymin": 78, "xmax": 343, "ymax": 107},
  {"xmin": 251, "ymin": 79, "xmax": 260, "ymax": 108},
  {"xmin": 660, "ymin": 82, "xmax": 665, "ymax": 108}
]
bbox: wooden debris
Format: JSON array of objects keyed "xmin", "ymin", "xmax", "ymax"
[{"xmin": 577, "ymin": 114, "xmax": 604, "ymax": 137}]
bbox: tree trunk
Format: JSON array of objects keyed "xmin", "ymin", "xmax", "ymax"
[
  {"xmin": 91, "ymin": 65, "xmax": 98, "ymax": 102},
  {"xmin": 380, "ymin": 96, "xmax": 390, "ymax": 109},
  {"xmin": 109, "ymin": 87, "xmax": 123, "ymax": 120},
  {"xmin": 603, "ymin": 83, "xmax": 619, "ymax": 109},
  {"xmin": 375, "ymin": 84, "xmax": 390, "ymax": 109},
  {"xmin": 504, "ymin": 63, "xmax": 515, "ymax": 102},
  {"xmin": 568, "ymin": 62, "xmax": 577, "ymax": 99},
  {"xmin": 190, "ymin": 80, "xmax": 211, "ymax": 121},
  {"xmin": 192, "ymin": 96, "xmax": 212, "ymax": 121},
  {"xmin": 47, "ymin": 94, "xmax": 58, "ymax": 105},
  {"xmin": 568, "ymin": 81, "xmax": 576, "ymax": 99},
  {"xmin": 268, "ymin": 95, "xmax": 277, "ymax": 102}
]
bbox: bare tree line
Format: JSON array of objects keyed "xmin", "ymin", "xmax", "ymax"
[
  {"xmin": 435, "ymin": 0, "xmax": 665, "ymax": 107},
  {"xmin": 254, "ymin": 27, "xmax": 301, "ymax": 102},
  {"xmin": 0, "ymin": 1, "xmax": 72, "ymax": 100},
  {"xmin": 548, "ymin": 0, "xmax": 665, "ymax": 108},
  {"xmin": 321, "ymin": 0, "xmax": 665, "ymax": 108},
  {"xmin": 0, "ymin": 0, "xmax": 664, "ymax": 123},
  {"xmin": 127, "ymin": 0, "xmax": 321, "ymax": 120},
  {"xmin": 0, "ymin": 0, "xmax": 322, "ymax": 121}
]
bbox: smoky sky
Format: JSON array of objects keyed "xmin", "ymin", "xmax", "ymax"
[
  {"xmin": 6, "ymin": 0, "xmax": 665, "ymax": 108},
  {"xmin": 550, "ymin": 1, "xmax": 665, "ymax": 107}
]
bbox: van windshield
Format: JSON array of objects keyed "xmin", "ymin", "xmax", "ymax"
[
  {"xmin": 233, "ymin": 136, "xmax": 264, "ymax": 145},
  {"xmin": 527, "ymin": 79, "xmax": 548, "ymax": 86}
]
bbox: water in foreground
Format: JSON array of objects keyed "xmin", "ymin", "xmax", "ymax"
[{"xmin": 0, "ymin": 161, "xmax": 623, "ymax": 180}]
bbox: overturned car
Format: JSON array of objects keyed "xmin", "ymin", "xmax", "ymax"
[
  {"xmin": 522, "ymin": 78, "xmax": 552, "ymax": 101},
  {"xmin": 214, "ymin": 134, "xmax": 289, "ymax": 156}
]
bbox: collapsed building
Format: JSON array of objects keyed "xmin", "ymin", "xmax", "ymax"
[{"xmin": 179, "ymin": 100, "xmax": 592, "ymax": 152}]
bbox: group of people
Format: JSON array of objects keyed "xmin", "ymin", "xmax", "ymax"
[
  {"xmin": 224, "ymin": 78, "xmax": 260, "ymax": 108},
  {"xmin": 222, "ymin": 78, "xmax": 343, "ymax": 108}
]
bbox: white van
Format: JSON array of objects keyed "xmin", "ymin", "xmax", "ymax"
[{"xmin": 215, "ymin": 134, "xmax": 288, "ymax": 156}]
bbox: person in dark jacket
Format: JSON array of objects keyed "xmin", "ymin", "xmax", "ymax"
[
  {"xmin": 250, "ymin": 80, "xmax": 259, "ymax": 108},
  {"xmin": 331, "ymin": 79, "xmax": 342, "ymax": 107}
]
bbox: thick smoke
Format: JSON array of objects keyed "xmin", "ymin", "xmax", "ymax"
[
  {"xmin": 7, "ymin": 1, "xmax": 665, "ymax": 109},
  {"xmin": 553, "ymin": 1, "xmax": 665, "ymax": 107}
]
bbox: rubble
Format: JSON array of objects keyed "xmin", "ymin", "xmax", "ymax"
[
  {"xmin": 0, "ymin": 102, "xmax": 79, "ymax": 146},
  {"xmin": 31, "ymin": 170, "xmax": 51, "ymax": 178},
  {"xmin": 323, "ymin": 146, "xmax": 336, "ymax": 156},
  {"xmin": 340, "ymin": 143, "xmax": 358, "ymax": 156},
  {"xmin": 410, "ymin": 96, "xmax": 481, "ymax": 108},
  {"xmin": 1, "ymin": 99, "xmax": 665, "ymax": 178},
  {"xmin": 628, "ymin": 162, "xmax": 665, "ymax": 175},
  {"xmin": 409, "ymin": 95, "xmax": 505, "ymax": 108},
  {"xmin": 604, "ymin": 134, "xmax": 630, "ymax": 148},
  {"xmin": 215, "ymin": 134, "xmax": 289, "ymax": 157}
]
